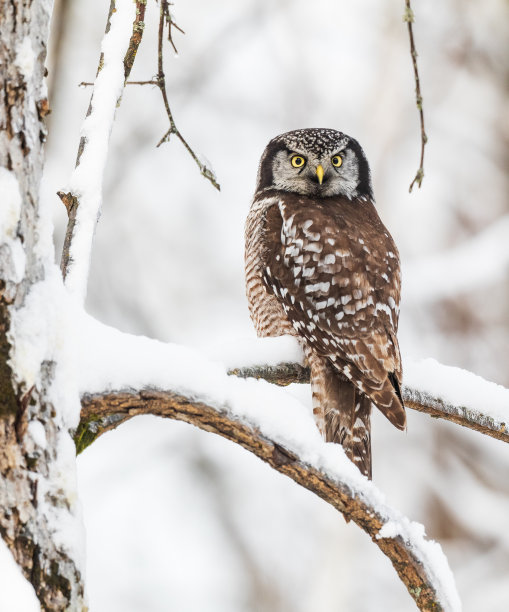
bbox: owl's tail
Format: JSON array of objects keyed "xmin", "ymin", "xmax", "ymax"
[
  {"xmin": 330, "ymin": 385, "xmax": 372, "ymax": 480},
  {"xmin": 310, "ymin": 356, "xmax": 372, "ymax": 479}
]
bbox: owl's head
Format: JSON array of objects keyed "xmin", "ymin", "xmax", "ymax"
[{"xmin": 255, "ymin": 128, "xmax": 373, "ymax": 200}]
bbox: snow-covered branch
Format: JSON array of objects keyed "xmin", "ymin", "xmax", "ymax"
[
  {"xmin": 73, "ymin": 335, "xmax": 506, "ymax": 611},
  {"xmin": 226, "ymin": 350, "xmax": 509, "ymax": 445},
  {"xmin": 73, "ymin": 321, "xmax": 509, "ymax": 610},
  {"xmin": 78, "ymin": 386, "xmax": 459, "ymax": 612},
  {"xmin": 69, "ymin": 316, "xmax": 467, "ymax": 611},
  {"xmin": 58, "ymin": 0, "xmax": 141, "ymax": 302}
]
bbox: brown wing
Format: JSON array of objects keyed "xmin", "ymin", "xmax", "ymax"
[{"xmin": 261, "ymin": 192, "xmax": 405, "ymax": 430}]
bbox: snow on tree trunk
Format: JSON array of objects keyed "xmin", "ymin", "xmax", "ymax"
[{"xmin": 0, "ymin": 0, "xmax": 85, "ymax": 609}]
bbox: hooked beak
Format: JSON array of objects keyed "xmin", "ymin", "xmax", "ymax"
[{"xmin": 315, "ymin": 164, "xmax": 324, "ymax": 185}]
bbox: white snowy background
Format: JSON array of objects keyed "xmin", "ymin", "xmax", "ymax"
[{"xmin": 39, "ymin": 0, "xmax": 509, "ymax": 610}]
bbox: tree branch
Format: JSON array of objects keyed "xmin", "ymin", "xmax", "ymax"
[
  {"xmin": 228, "ymin": 362, "xmax": 311, "ymax": 386},
  {"xmin": 78, "ymin": 387, "xmax": 458, "ymax": 612},
  {"xmin": 59, "ymin": 1, "xmax": 144, "ymax": 297},
  {"xmin": 123, "ymin": 0, "xmax": 147, "ymax": 80},
  {"xmin": 154, "ymin": 0, "xmax": 220, "ymax": 190},
  {"xmin": 404, "ymin": 0, "xmax": 428, "ymax": 192},
  {"xmin": 403, "ymin": 388, "xmax": 509, "ymax": 443},
  {"xmin": 228, "ymin": 362, "xmax": 509, "ymax": 444}
]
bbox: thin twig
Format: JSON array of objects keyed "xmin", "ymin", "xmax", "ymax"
[
  {"xmin": 155, "ymin": 0, "xmax": 220, "ymax": 190},
  {"xmin": 404, "ymin": 0, "xmax": 427, "ymax": 193},
  {"xmin": 166, "ymin": 9, "xmax": 185, "ymax": 54}
]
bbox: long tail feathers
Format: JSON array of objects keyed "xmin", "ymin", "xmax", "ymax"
[
  {"xmin": 342, "ymin": 392, "xmax": 372, "ymax": 480},
  {"xmin": 310, "ymin": 357, "xmax": 373, "ymax": 479},
  {"xmin": 325, "ymin": 379, "xmax": 372, "ymax": 480}
]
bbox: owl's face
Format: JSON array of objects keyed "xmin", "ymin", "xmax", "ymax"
[{"xmin": 255, "ymin": 128, "xmax": 373, "ymax": 200}]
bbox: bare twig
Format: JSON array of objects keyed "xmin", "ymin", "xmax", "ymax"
[
  {"xmin": 78, "ymin": 388, "xmax": 456, "ymax": 612},
  {"xmin": 155, "ymin": 0, "xmax": 220, "ymax": 190},
  {"xmin": 77, "ymin": 2, "xmax": 220, "ymax": 192},
  {"xmin": 165, "ymin": 7, "xmax": 185, "ymax": 54},
  {"xmin": 404, "ymin": 0, "xmax": 427, "ymax": 192},
  {"xmin": 229, "ymin": 362, "xmax": 509, "ymax": 444}
]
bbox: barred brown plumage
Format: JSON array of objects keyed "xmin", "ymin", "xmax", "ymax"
[{"xmin": 245, "ymin": 128, "xmax": 405, "ymax": 479}]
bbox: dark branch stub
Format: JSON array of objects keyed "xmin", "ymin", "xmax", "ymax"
[{"xmin": 404, "ymin": 0, "xmax": 427, "ymax": 192}]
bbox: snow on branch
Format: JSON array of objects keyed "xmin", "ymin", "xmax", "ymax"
[
  {"xmin": 229, "ymin": 360, "xmax": 509, "ymax": 444},
  {"xmin": 78, "ymin": 389, "xmax": 459, "ymax": 612},
  {"xmin": 59, "ymin": 0, "xmax": 141, "ymax": 302},
  {"xmin": 77, "ymin": 1, "xmax": 221, "ymax": 190},
  {"xmin": 73, "ymin": 316, "xmax": 462, "ymax": 611},
  {"xmin": 210, "ymin": 335, "xmax": 509, "ymax": 444},
  {"xmin": 72, "ymin": 310, "xmax": 509, "ymax": 610}
]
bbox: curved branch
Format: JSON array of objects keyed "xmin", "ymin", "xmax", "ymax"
[
  {"xmin": 79, "ymin": 388, "xmax": 458, "ymax": 612},
  {"xmin": 228, "ymin": 363, "xmax": 509, "ymax": 444}
]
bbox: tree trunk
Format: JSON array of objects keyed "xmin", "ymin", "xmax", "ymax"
[{"xmin": 0, "ymin": 0, "xmax": 85, "ymax": 608}]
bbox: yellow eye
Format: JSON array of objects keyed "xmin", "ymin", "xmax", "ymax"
[
  {"xmin": 331, "ymin": 155, "xmax": 343, "ymax": 168},
  {"xmin": 291, "ymin": 155, "xmax": 306, "ymax": 168}
]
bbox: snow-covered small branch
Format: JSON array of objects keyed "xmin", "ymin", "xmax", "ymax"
[
  {"xmin": 229, "ymin": 360, "xmax": 509, "ymax": 444},
  {"xmin": 78, "ymin": 387, "xmax": 459, "ymax": 612},
  {"xmin": 58, "ymin": 0, "xmax": 141, "ymax": 302}
]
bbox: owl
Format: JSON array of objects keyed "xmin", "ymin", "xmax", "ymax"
[{"xmin": 245, "ymin": 128, "xmax": 406, "ymax": 479}]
